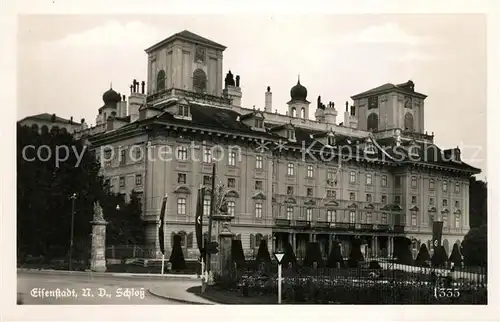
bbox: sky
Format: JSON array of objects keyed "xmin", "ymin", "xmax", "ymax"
[{"xmin": 17, "ymin": 14, "xmax": 486, "ymax": 178}]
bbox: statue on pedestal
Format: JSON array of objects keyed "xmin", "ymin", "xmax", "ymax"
[{"xmin": 93, "ymin": 201, "xmax": 105, "ymax": 222}]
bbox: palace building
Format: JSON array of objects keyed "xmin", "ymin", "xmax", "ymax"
[{"xmin": 74, "ymin": 30, "xmax": 480, "ymax": 260}]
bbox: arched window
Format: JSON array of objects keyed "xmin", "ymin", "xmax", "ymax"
[
  {"xmin": 404, "ymin": 112, "xmax": 414, "ymax": 131},
  {"xmin": 157, "ymin": 70, "xmax": 166, "ymax": 91},
  {"xmin": 301, "ymin": 107, "xmax": 305, "ymax": 118},
  {"xmin": 193, "ymin": 69, "xmax": 207, "ymax": 93},
  {"xmin": 31, "ymin": 124, "xmax": 39, "ymax": 132},
  {"xmin": 367, "ymin": 113, "xmax": 379, "ymax": 132},
  {"xmin": 41, "ymin": 125, "xmax": 49, "ymax": 134},
  {"xmin": 291, "ymin": 107, "xmax": 296, "ymax": 117}
]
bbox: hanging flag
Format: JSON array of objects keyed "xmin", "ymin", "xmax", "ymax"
[
  {"xmin": 195, "ymin": 187, "xmax": 206, "ymax": 253},
  {"xmin": 432, "ymin": 220, "xmax": 444, "ymax": 251},
  {"xmin": 158, "ymin": 194, "xmax": 168, "ymax": 255}
]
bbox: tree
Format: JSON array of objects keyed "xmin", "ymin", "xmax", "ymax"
[
  {"xmin": 303, "ymin": 242, "xmax": 324, "ymax": 268},
  {"xmin": 326, "ymin": 240, "xmax": 345, "ymax": 268},
  {"xmin": 169, "ymin": 234, "xmax": 187, "ymax": 270},
  {"xmin": 462, "ymin": 224, "xmax": 487, "ymax": 267},
  {"xmin": 449, "ymin": 243, "xmax": 463, "ymax": 267},
  {"xmin": 281, "ymin": 241, "xmax": 297, "ymax": 269},
  {"xmin": 415, "ymin": 243, "xmax": 431, "ymax": 266},
  {"xmin": 348, "ymin": 238, "xmax": 364, "ymax": 267},
  {"xmin": 431, "ymin": 246, "xmax": 448, "ymax": 267},
  {"xmin": 255, "ymin": 239, "xmax": 271, "ymax": 264},
  {"xmin": 469, "ymin": 177, "xmax": 487, "ymax": 228},
  {"xmin": 104, "ymin": 191, "xmax": 145, "ymax": 246},
  {"xmin": 231, "ymin": 239, "xmax": 245, "ymax": 269},
  {"xmin": 395, "ymin": 237, "xmax": 414, "ymax": 266},
  {"xmin": 17, "ymin": 124, "xmax": 107, "ymax": 262}
]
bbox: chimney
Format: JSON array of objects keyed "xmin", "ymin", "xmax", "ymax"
[
  {"xmin": 70, "ymin": 116, "xmax": 73, "ymax": 124},
  {"xmin": 235, "ymin": 75, "xmax": 240, "ymax": 87},
  {"xmin": 141, "ymin": 81, "xmax": 145, "ymax": 94},
  {"xmin": 324, "ymin": 101, "xmax": 337, "ymax": 124},
  {"xmin": 122, "ymin": 95, "xmax": 126, "ymax": 101},
  {"xmin": 345, "ymin": 101, "xmax": 348, "ymax": 111},
  {"xmin": 264, "ymin": 86, "xmax": 272, "ymax": 113},
  {"xmin": 222, "ymin": 74, "xmax": 242, "ymax": 107},
  {"xmin": 133, "ymin": 79, "xmax": 137, "ymax": 92},
  {"xmin": 130, "ymin": 84, "xmax": 133, "ymax": 94}
]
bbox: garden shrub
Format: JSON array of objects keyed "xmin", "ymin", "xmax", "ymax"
[
  {"xmin": 415, "ymin": 243, "xmax": 431, "ymax": 266},
  {"xmin": 431, "ymin": 245, "xmax": 448, "ymax": 267},
  {"xmin": 326, "ymin": 240, "xmax": 345, "ymax": 268},
  {"xmin": 281, "ymin": 241, "xmax": 297, "ymax": 269},
  {"xmin": 462, "ymin": 225, "xmax": 487, "ymax": 267},
  {"xmin": 169, "ymin": 234, "xmax": 186, "ymax": 270},
  {"xmin": 395, "ymin": 237, "xmax": 414, "ymax": 266},
  {"xmin": 255, "ymin": 239, "xmax": 271, "ymax": 265},
  {"xmin": 348, "ymin": 238, "xmax": 364, "ymax": 268},
  {"xmin": 231, "ymin": 239, "xmax": 245, "ymax": 269},
  {"xmin": 303, "ymin": 242, "xmax": 324, "ymax": 268},
  {"xmin": 448, "ymin": 243, "xmax": 462, "ymax": 267}
]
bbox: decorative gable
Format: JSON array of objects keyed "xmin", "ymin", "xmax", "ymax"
[
  {"xmin": 270, "ymin": 122, "xmax": 296, "ymax": 142},
  {"xmin": 240, "ymin": 109, "xmax": 265, "ymax": 131},
  {"xmin": 454, "ymin": 209, "xmax": 462, "ymax": 215},
  {"xmin": 252, "ymin": 192, "xmax": 266, "ymax": 200},
  {"xmin": 441, "ymin": 207, "xmax": 450, "ymax": 214},
  {"xmin": 174, "ymin": 185, "xmax": 191, "ymax": 194},
  {"xmin": 428, "ymin": 206, "xmax": 437, "ymax": 212},
  {"xmin": 304, "ymin": 199, "xmax": 316, "ymax": 206},
  {"xmin": 325, "ymin": 200, "xmax": 339, "ymax": 207},
  {"xmin": 409, "ymin": 205, "xmax": 419, "ymax": 212},
  {"xmin": 347, "ymin": 203, "xmax": 357, "ymax": 209},
  {"xmin": 226, "ymin": 190, "xmax": 240, "ymax": 198},
  {"xmin": 364, "ymin": 203, "xmax": 375, "ymax": 210},
  {"xmin": 285, "ymin": 197, "xmax": 296, "ymax": 204}
]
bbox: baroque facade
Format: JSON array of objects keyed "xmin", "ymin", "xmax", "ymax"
[{"xmin": 74, "ymin": 30, "xmax": 480, "ymax": 260}]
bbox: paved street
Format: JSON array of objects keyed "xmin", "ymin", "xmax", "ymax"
[{"xmin": 17, "ymin": 271, "xmax": 192, "ymax": 305}]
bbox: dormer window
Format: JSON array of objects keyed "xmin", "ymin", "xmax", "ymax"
[
  {"xmin": 287, "ymin": 129, "xmax": 295, "ymax": 140},
  {"xmin": 254, "ymin": 119, "xmax": 263, "ymax": 128},
  {"xmin": 365, "ymin": 140, "xmax": 376, "ymax": 154},
  {"xmin": 327, "ymin": 135, "xmax": 336, "ymax": 146},
  {"xmin": 178, "ymin": 105, "xmax": 189, "ymax": 117}
]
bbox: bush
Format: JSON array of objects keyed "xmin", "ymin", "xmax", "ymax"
[
  {"xmin": 303, "ymin": 242, "xmax": 324, "ymax": 268},
  {"xmin": 169, "ymin": 234, "xmax": 186, "ymax": 270},
  {"xmin": 282, "ymin": 241, "xmax": 297, "ymax": 269},
  {"xmin": 326, "ymin": 240, "xmax": 345, "ymax": 268},
  {"xmin": 415, "ymin": 243, "xmax": 431, "ymax": 266},
  {"xmin": 395, "ymin": 237, "xmax": 413, "ymax": 266},
  {"xmin": 448, "ymin": 243, "xmax": 462, "ymax": 267},
  {"xmin": 231, "ymin": 239, "xmax": 245, "ymax": 269},
  {"xmin": 255, "ymin": 239, "xmax": 271, "ymax": 265},
  {"xmin": 348, "ymin": 238, "xmax": 364, "ymax": 268},
  {"xmin": 431, "ymin": 245, "xmax": 448, "ymax": 267},
  {"xmin": 462, "ymin": 225, "xmax": 487, "ymax": 267}
]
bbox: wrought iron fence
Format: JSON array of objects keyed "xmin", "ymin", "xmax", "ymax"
[{"xmin": 214, "ymin": 259, "xmax": 487, "ymax": 304}]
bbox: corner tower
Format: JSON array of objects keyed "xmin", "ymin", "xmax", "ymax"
[
  {"xmin": 144, "ymin": 30, "xmax": 226, "ymax": 96},
  {"xmin": 351, "ymin": 80, "xmax": 427, "ymax": 133}
]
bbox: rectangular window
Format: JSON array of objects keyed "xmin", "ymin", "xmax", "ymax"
[
  {"xmin": 287, "ymin": 186, "xmax": 294, "ymax": 195},
  {"xmin": 327, "ymin": 168, "xmax": 335, "ymax": 180},
  {"xmin": 455, "ymin": 182, "xmax": 461, "ymax": 193},
  {"xmin": 177, "ymin": 198, "xmax": 187, "ymax": 215},
  {"xmin": 366, "ymin": 173, "xmax": 372, "ymax": 185},
  {"xmin": 395, "ymin": 195, "xmax": 401, "ymax": 204},
  {"xmin": 366, "ymin": 194, "xmax": 372, "ymax": 203},
  {"xmin": 411, "ymin": 196, "xmax": 417, "ymax": 204},
  {"xmin": 307, "ymin": 188, "xmax": 313, "ymax": 197},
  {"xmin": 228, "ymin": 151, "xmax": 236, "ymax": 166},
  {"xmin": 349, "ymin": 192, "xmax": 355, "ymax": 201},
  {"xmin": 381, "ymin": 195, "xmax": 387, "ymax": 204},
  {"xmin": 411, "ymin": 213, "xmax": 417, "ymax": 226},
  {"xmin": 227, "ymin": 178, "xmax": 236, "ymax": 188},
  {"xmin": 349, "ymin": 171, "xmax": 356, "ymax": 183},
  {"xmin": 349, "ymin": 211, "xmax": 356, "ymax": 224},
  {"xmin": 120, "ymin": 149, "xmax": 127, "ymax": 165},
  {"xmin": 429, "ymin": 197, "xmax": 435, "ymax": 206},
  {"xmin": 327, "ymin": 190, "xmax": 335, "ymax": 198},
  {"xmin": 442, "ymin": 180, "xmax": 448, "ymax": 192},
  {"xmin": 286, "ymin": 206, "xmax": 293, "ymax": 220},
  {"xmin": 203, "ymin": 175, "xmax": 211, "ymax": 186},
  {"xmin": 178, "ymin": 105, "xmax": 189, "ymax": 117},
  {"xmin": 455, "ymin": 215, "xmax": 460, "ymax": 228},
  {"xmin": 203, "ymin": 199, "xmax": 211, "ymax": 216},
  {"xmin": 443, "ymin": 199, "xmax": 448, "ymax": 207},
  {"xmin": 255, "ymin": 180, "xmax": 263, "ymax": 190},
  {"xmin": 178, "ymin": 173, "xmax": 187, "ymax": 184},
  {"xmin": 177, "ymin": 146, "xmax": 188, "ymax": 160},
  {"xmin": 255, "ymin": 155, "xmax": 263, "ymax": 169},
  {"xmin": 287, "ymin": 129, "xmax": 295, "ymax": 140},
  {"xmin": 455, "ymin": 200, "xmax": 460, "ymax": 208},
  {"xmin": 135, "ymin": 174, "xmax": 142, "ymax": 186},
  {"xmin": 411, "ymin": 176, "xmax": 417, "ymax": 188},
  {"xmin": 119, "ymin": 176, "xmax": 125, "ymax": 188},
  {"xmin": 287, "ymin": 163, "xmax": 294, "ymax": 176},
  {"xmin": 255, "ymin": 203, "xmax": 262, "ymax": 218},
  {"xmin": 307, "ymin": 165, "xmax": 314, "ymax": 178},
  {"xmin": 327, "ymin": 210, "xmax": 336, "ymax": 222},
  {"xmin": 381, "ymin": 213, "xmax": 388, "ymax": 224},
  {"xmin": 227, "ymin": 201, "xmax": 235, "ymax": 216},
  {"xmin": 254, "ymin": 119, "xmax": 263, "ymax": 128},
  {"xmin": 429, "ymin": 179, "xmax": 435, "ymax": 190},
  {"xmin": 381, "ymin": 175, "xmax": 387, "ymax": 187},
  {"xmin": 203, "ymin": 147, "xmax": 212, "ymax": 163},
  {"xmin": 306, "ymin": 208, "xmax": 312, "ymax": 221},
  {"xmin": 443, "ymin": 214, "xmax": 448, "ymax": 227},
  {"xmin": 366, "ymin": 213, "xmax": 372, "ymax": 224}
]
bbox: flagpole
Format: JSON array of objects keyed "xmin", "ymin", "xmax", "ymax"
[
  {"xmin": 161, "ymin": 254, "xmax": 165, "ymax": 275},
  {"xmin": 206, "ymin": 163, "xmax": 216, "ymax": 278}
]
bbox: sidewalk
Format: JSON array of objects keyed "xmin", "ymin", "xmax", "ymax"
[
  {"xmin": 148, "ymin": 283, "xmax": 216, "ymax": 304},
  {"xmin": 17, "ymin": 268, "xmax": 200, "ymax": 280}
]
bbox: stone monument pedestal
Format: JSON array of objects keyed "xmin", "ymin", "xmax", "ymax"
[
  {"xmin": 212, "ymin": 213, "xmax": 234, "ymax": 275},
  {"xmin": 90, "ymin": 219, "xmax": 108, "ymax": 272}
]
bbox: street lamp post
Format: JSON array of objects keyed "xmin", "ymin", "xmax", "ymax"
[{"xmin": 69, "ymin": 193, "xmax": 77, "ymax": 271}]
